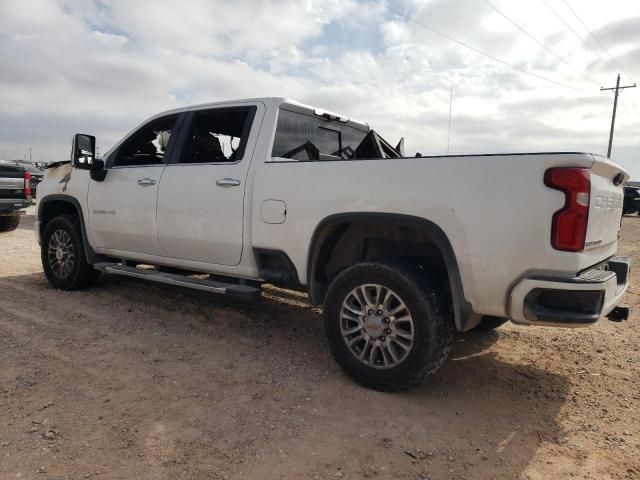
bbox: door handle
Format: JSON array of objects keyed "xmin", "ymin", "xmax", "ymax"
[
  {"xmin": 216, "ymin": 178, "xmax": 241, "ymax": 187},
  {"xmin": 137, "ymin": 177, "xmax": 157, "ymax": 186}
]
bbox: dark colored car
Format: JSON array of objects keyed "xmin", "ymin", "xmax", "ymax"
[
  {"xmin": 623, "ymin": 185, "xmax": 640, "ymax": 215},
  {"xmin": 17, "ymin": 162, "xmax": 44, "ymax": 199},
  {"xmin": 0, "ymin": 161, "xmax": 33, "ymax": 232}
]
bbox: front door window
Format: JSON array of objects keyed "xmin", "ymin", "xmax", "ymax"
[{"xmin": 112, "ymin": 115, "xmax": 178, "ymax": 167}]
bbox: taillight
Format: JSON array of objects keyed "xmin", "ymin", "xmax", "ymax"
[
  {"xmin": 23, "ymin": 171, "xmax": 31, "ymax": 196},
  {"xmin": 544, "ymin": 167, "xmax": 590, "ymax": 252}
]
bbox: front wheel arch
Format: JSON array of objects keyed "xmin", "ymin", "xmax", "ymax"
[
  {"xmin": 38, "ymin": 195, "xmax": 100, "ymax": 264},
  {"xmin": 41, "ymin": 214, "xmax": 100, "ymax": 290}
]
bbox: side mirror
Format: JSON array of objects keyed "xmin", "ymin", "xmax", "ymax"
[
  {"xmin": 72, "ymin": 134, "xmax": 96, "ymax": 169},
  {"xmin": 90, "ymin": 159, "xmax": 107, "ymax": 182}
]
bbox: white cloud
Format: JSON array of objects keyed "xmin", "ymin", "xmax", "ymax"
[
  {"xmin": 0, "ymin": 0, "xmax": 638, "ymax": 177},
  {"xmin": 92, "ymin": 30, "xmax": 129, "ymax": 47}
]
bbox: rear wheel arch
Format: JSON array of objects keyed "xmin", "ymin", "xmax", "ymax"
[{"xmin": 306, "ymin": 213, "xmax": 477, "ymax": 331}]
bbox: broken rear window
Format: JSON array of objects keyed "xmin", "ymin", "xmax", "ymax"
[{"xmin": 271, "ymin": 109, "xmax": 368, "ymax": 161}]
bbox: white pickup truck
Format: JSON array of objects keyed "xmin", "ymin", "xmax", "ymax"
[{"xmin": 35, "ymin": 97, "xmax": 631, "ymax": 390}]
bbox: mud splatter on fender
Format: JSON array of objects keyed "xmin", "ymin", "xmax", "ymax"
[{"xmin": 58, "ymin": 164, "xmax": 72, "ymax": 192}]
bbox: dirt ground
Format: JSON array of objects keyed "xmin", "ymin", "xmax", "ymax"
[{"xmin": 0, "ymin": 207, "xmax": 638, "ymax": 480}]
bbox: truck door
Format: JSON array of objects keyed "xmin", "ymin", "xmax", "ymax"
[
  {"xmin": 88, "ymin": 114, "xmax": 182, "ymax": 256},
  {"xmin": 156, "ymin": 103, "xmax": 263, "ymax": 265}
]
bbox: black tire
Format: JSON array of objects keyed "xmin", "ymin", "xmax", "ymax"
[
  {"xmin": 472, "ymin": 315, "xmax": 509, "ymax": 331},
  {"xmin": 0, "ymin": 214, "xmax": 20, "ymax": 232},
  {"xmin": 323, "ymin": 262, "xmax": 454, "ymax": 391},
  {"xmin": 41, "ymin": 215, "xmax": 100, "ymax": 290}
]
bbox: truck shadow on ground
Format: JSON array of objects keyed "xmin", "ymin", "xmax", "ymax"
[{"xmin": 1, "ymin": 271, "xmax": 571, "ymax": 479}]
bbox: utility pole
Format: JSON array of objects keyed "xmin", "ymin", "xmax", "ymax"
[
  {"xmin": 29, "ymin": 147, "xmax": 32, "ymax": 163},
  {"xmin": 601, "ymin": 74, "xmax": 636, "ymax": 158}
]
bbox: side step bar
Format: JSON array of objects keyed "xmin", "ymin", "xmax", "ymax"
[{"xmin": 94, "ymin": 262, "xmax": 261, "ymax": 298}]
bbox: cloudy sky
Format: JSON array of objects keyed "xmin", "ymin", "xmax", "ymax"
[{"xmin": 1, "ymin": 0, "xmax": 639, "ymax": 176}]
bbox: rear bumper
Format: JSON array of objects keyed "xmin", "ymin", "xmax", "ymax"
[
  {"xmin": 0, "ymin": 197, "xmax": 31, "ymax": 213},
  {"xmin": 509, "ymin": 256, "xmax": 630, "ymax": 327}
]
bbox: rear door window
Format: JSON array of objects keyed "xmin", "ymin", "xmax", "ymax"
[{"xmin": 178, "ymin": 107, "xmax": 256, "ymax": 164}]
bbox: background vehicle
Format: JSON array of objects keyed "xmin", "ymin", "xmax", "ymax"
[
  {"xmin": 0, "ymin": 161, "xmax": 32, "ymax": 232},
  {"xmin": 18, "ymin": 162, "xmax": 44, "ymax": 200},
  {"xmin": 623, "ymin": 184, "xmax": 640, "ymax": 215},
  {"xmin": 35, "ymin": 98, "xmax": 631, "ymax": 390}
]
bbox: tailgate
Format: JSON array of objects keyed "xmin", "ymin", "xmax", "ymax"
[
  {"xmin": 585, "ymin": 155, "xmax": 627, "ymax": 252},
  {"xmin": 0, "ymin": 176, "xmax": 26, "ymax": 199}
]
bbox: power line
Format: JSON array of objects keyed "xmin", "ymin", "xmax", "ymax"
[
  {"xmin": 559, "ymin": 0, "xmax": 640, "ymax": 116},
  {"xmin": 370, "ymin": 0, "xmax": 593, "ymax": 93},
  {"xmin": 481, "ymin": 0, "xmax": 599, "ymax": 87},
  {"xmin": 539, "ymin": 0, "xmax": 613, "ymax": 69},
  {"xmin": 539, "ymin": 0, "xmax": 640, "ymax": 114},
  {"xmin": 561, "ymin": 0, "xmax": 636, "ymax": 84}
]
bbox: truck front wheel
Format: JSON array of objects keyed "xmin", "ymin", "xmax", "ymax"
[
  {"xmin": 323, "ymin": 263, "xmax": 454, "ymax": 391},
  {"xmin": 41, "ymin": 215, "xmax": 100, "ymax": 290}
]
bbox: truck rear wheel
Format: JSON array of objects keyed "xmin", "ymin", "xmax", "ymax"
[
  {"xmin": 41, "ymin": 215, "xmax": 100, "ymax": 290},
  {"xmin": 323, "ymin": 262, "xmax": 454, "ymax": 391},
  {"xmin": 0, "ymin": 213, "xmax": 20, "ymax": 232}
]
